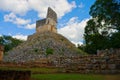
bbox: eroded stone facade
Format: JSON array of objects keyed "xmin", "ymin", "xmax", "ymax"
[
  {"xmin": 36, "ymin": 7, "xmax": 57, "ymax": 33},
  {"xmin": 0, "ymin": 70, "xmax": 31, "ymax": 80},
  {"xmin": 0, "ymin": 45, "xmax": 4, "ymax": 61},
  {"xmin": 53, "ymin": 48, "xmax": 120, "ymax": 73},
  {"xmin": 2, "ymin": 48, "xmax": 119, "ymax": 74}
]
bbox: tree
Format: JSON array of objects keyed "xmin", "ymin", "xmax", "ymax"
[
  {"xmin": 90, "ymin": 0, "xmax": 120, "ymax": 32},
  {"xmin": 111, "ymin": 32, "xmax": 120, "ymax": 48},
  {"xmin": 0, "ymin": 35, "xmax": 24, "ymax": 52},
  {"xmin": 84, "ymin": 0, "xmax": 120, "ymax": 54}
]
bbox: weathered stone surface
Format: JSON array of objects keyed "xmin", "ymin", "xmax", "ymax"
[
  {"xmin": 0, "ymin": 45, "xmax": 4, "ymax": 61},
  {"xmin": 36, "ymin": 7, "xmax": 57, "ymax": 33},
  {"xmin": 108, "ymin": 64, "xmax": 116, "ymax": 69},
  {"xmin": 0, "ymin": 70, "xmax": 31, "ymax": 80},
  {"xmin": 36, "ymin": 19, "xmax": 46, "ymax": 28},
  {"xmin": 2, "ymin": 6, "xmax": 120, "ymax": 74},
  {"xmin": 47, "ymin": 7, "xmax": 57, "ymax": 22},
  {"xmin": 1, "ymin": 48, "xmax": 120, "ymax": 74},
  {"xmin": 53, "ymin": 49, "xmax": 120, "ymax": 74},
  {"xmin": 3, "ymin": 31, "xmax": 83, "ymax": 62}
]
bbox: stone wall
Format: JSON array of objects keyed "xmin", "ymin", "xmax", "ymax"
[
  {"xmin": 0, "ymin": 70, "xmax": 31, "ymax": 80},
  {"xmin": 36, "ymin": 19, "xmax": 46, "ymax": 28},
  {"xmin": 0, "ymin": 51, "xmax": 3, "ymax": 61},
  {"xmin": 97, "ymin": 48, "xmax": 120, "ymax": 56},
  {"xmin": 0, "ymin": 45, "xmax": 4, "ymax": 61},
  {"xmin": 47, "ymin": 7, "xmax": 57, "ymax": 23},
  {"xmin": 36, "ymin": 7, "xmax": 57, "ymax": 33},
  {"xmin": 36, "ymin": 23, "xmax": 57, "ymax": 33},
  {"xmin": 36, "ymin": 25, "xmax": 49, "ymax": 33},
  {"xmin": 1, "ymin": 48, "xmax": 120, "ymax": 74},
  {"xmin": 53, "ymin": 48, "xmax": 120, "ymax": 74}
]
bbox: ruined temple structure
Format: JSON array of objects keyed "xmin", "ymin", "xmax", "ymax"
[
  {"xmin": 36, "ymin": 7, "xmax": 57, "ymax": 33},
  {"xmin": 0, "ymin": 45, "xmax": 4, "ymax": 61}
]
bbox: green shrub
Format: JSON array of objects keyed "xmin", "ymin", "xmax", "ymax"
[
  {"xmin": 46, "ymin": 48, "xmax": 54, "ymax": 56},
  {"xmin": 34, "ymin": 48, "xmax": 38, "ymax": 53}
]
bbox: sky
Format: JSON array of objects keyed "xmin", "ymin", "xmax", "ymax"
[{"xmin": 0, "ymin": 0, "xmax": 95, "ymax": 45}]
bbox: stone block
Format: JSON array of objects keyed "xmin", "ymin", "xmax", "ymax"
[
  {"xmin": 0, "ymin": 70, "xmax": 31, "ymax": 80},
  {"xmin": 108, "ymin": 64, "xmax": 116, "ymax": 69}
]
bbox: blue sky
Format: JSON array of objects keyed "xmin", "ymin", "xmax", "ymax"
[{"xmin": 0, "ymin": 0, "xmax": 95, "ymax": 45}]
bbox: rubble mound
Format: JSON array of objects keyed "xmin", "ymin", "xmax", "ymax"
[{"xmin": 3, "ymin": 31, "xmax": 85, "ymax": 62}]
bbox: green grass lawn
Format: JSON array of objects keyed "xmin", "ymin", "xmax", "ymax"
[{"xmin": 32, "ymin": 74, "xmax": 105, "ymax": 80}]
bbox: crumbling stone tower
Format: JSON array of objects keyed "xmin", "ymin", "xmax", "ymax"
[
  {"xmin": 0, "ymin": 45, "xmax": 4, "ymax": 61},
  {"xmin": 36, "ymin": 7, "xmax": 57, "ymax": 33}
]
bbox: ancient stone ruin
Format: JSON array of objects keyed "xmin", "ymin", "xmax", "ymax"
[
  {"xmin": 0, "ymin": 45, "xmax": 4, "ymax": 61},
  {"xmin": 1, "ymin": 7, "xmax": 120, "ymax": 74},
  {"xmin": 36, "ymin": 7, "xmax": 57, "ymax": 33},
  {"xmin": 0, "ymin": 70, "xmax": 31, "ymax": 80},
  {"xmin": 51, "ymin": 48, "xmax": 120, "ymax": 74},
  {"xmin": 2, "ymin": 48, "xmax": 120, "ymax": 74}
]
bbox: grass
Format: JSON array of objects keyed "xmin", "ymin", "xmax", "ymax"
[
  {"xmin": 30, "ymin": 67, "xmax": 60, "ymax": 74},
  {"xmin": 32, "ymin": 74, "xmax": 120, "ymax": 80},
  {"xmin": 32, "ymin": 74, "xmax": 105, "ymax": 80}
]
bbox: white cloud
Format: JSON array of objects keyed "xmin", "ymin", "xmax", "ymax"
[
  {"xmin": 78, "ymin": 2, "xmax": 84, "ymax": 8},
  {"xmin": 25, "ymin": 23, "xmax": 36, "ymax": 29},
  {"xmin": 1, "ymin": 0, "xmax": 76, "ymax": 30},
  {"xmin": 58, "ymin": 17, "xmax": 89, "ymax": 45},
  {"xmin": 28, "ymin": 0, "xmax": 76, "ymax": 18},
  {"xmin": 0, "ymin": 33, "xmax": 28, "ymax": 40},
  {"xmin": 12, "ymin": 34, "xmax": 28, "ymax": 40},
  {"xmin": 71, "ymin": 41, "xmax": 83, "ymax": 47},
  {"xmin": 0, "ymin": 0, "xmax": 76, "ymax": 18},
  {"xmin": 0, "ymin": 0, "xmax": 29, "ymax": 15},
  {"xmin": 4, "ymin": 13, "xmax": 36, "ymax": 30},
  {"xmin": 4, "ymin": 13, "xmax": 31, "ymax": 26}
]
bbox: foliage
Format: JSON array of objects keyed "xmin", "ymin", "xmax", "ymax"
[
  {"xmin": 84, "ymin": 0, "xmax": 120, "ymax": 54},
  {"xmin": 110, "ymin": 32, "xmax": 120, "ymax": 48},
  {"xmin": 0, "ymin": 35, "xmax": 24, "ymax": 52},
  {"xmin": 46, "ymin": 48, "xmax": 54, "ymax": 55},
  {"xmin": 90, "ymin": 0, "xmax": 120, "ymax": 32},
  {"xmin": 34, "ymin": 48, "xmax": 39, "ymax": 53},
  {"xmin": 78, "ymin": 44, "xmax": 85, "ymax": 51}
]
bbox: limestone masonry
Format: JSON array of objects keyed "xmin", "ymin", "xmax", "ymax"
[
  {"xmin": 0, "ymin": 45, "xmax": 4, "ymax": 61},
  {"xmin": 2, "ymin": 7, "xmax": 120, "ymax": 74},
  {"xmin": 36, "ymin": 7, "xmax": 57, "ymax": 33}
]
